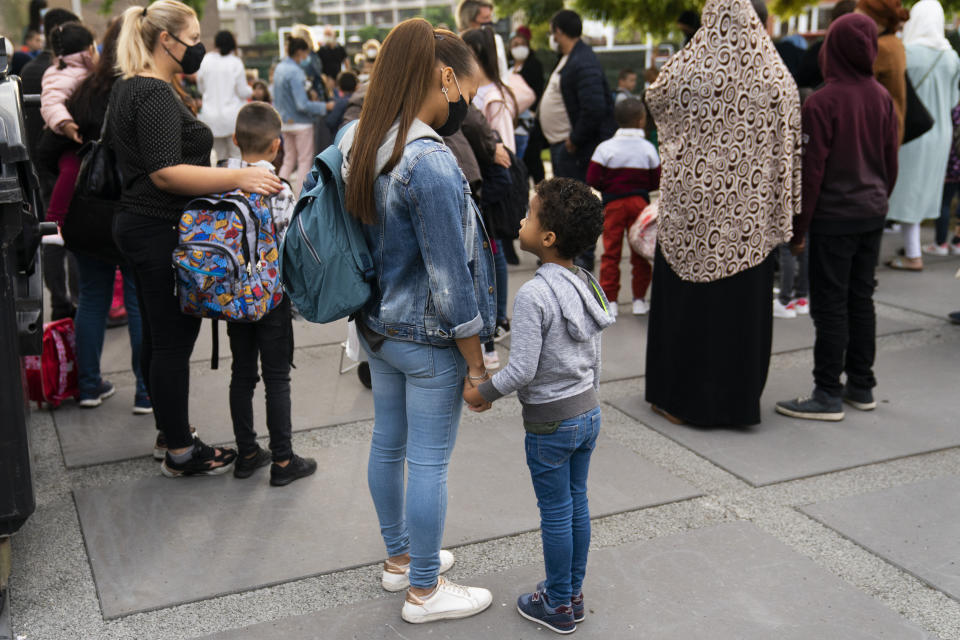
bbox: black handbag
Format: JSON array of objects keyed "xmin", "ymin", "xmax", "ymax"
[
  {"xmin": 62, "ymin": 106, "xmax": 124, "ymax": 264},
  {"xmin": 902, "ymin": 50, "xmax": 945, "ymax": 144}
]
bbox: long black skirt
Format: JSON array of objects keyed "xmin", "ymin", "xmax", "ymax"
[{"xmin": 645, "ymin": 246, "xmax": 774, "ymax": 427}]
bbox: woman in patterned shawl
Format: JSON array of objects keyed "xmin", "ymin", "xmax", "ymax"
[{"xmin": 643, "ymin": 0, "xmax": 801, "ymax": 426}]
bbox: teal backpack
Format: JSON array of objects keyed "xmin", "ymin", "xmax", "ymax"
[{"xmin": 279, "ymin": 125, "xmax": 374, "ymax": 324}]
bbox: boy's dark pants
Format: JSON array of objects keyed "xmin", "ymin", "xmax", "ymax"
[
  {"xmin": 227, "ymin": 295, "xmax": 294, "ymax": 462},
  {"xmin": 808, "ymin": 229, "xmax": 882, "ymax": 398}
]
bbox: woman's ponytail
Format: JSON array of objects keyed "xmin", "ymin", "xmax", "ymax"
[{"xmin": 115, "ymin": 0, "xmax": 196, "ymax": 79}]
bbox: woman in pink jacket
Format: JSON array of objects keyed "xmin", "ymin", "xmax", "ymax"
[{"xmin": 40, "ymin": 21, "xmax": 96, "ymax": 227}]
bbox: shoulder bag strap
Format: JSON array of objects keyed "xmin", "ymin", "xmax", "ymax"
[{"xmin": 916, "ymin": 49, "xmax": 947, "ymax": 90}]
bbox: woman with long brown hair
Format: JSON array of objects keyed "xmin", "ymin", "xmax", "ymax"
[{"xmin": 339, "ymin": 18, "xmax": 496, "ymax": 624}]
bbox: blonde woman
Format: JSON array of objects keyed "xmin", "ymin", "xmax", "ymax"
[{"xmin": 109, "ymin": 0, "xmax": 281, "ymax": 476}]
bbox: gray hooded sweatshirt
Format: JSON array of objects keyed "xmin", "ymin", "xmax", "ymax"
[{"xmin": 479, "ymin": 263, "xmax": 615, "ymax": 423}]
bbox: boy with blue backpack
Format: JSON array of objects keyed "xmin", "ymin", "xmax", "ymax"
[{"xmin": 220, "ymin": 102, "xmax": 316, "ymax": 485}]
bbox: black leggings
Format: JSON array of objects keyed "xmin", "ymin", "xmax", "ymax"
[{"xmin": 113, "ymin": 211, "xmax": 200, "ymax": 450}]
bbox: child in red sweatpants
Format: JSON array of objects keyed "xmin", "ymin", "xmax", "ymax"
[{"xmin": 586, "ymin": 98, "xmax": 660, "ymax": 317}]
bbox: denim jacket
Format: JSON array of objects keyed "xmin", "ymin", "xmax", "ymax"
[
  {"xmin": 339, "ymin": 119, "xmax": 497, "ymax": 346},
  {"xmin": 273, "ymin": 57, "xmax": 327, "ymax": 126}
]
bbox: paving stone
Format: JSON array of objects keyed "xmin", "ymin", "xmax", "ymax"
[
  {"xmin": 54, "ymin": 344, "xmax": 373, "ymax": 468},
  {"xmin": 73, "ymin": 416, "xmax": 698, "ymax": 618},
  {"xmin": 802, "ymin": 475, "xmax": 960, "ymax": 602},
  {"xmin": 198, "ymin": 521, "xmax": 929, "ymax": 640},
  {"xmin": 0, "ymin": 589, "xmax": 10, "ymax": 640},
  {"xmin": 100, "ymin": 317, "xmax": 348, "ymax": 376},
  {"xmin": 874, "ymin": 259, "xmax": 960, "ymax": 320},
  {"xmin": 608, "ymin": 341, "xmax": 960, "ymax": 486}
]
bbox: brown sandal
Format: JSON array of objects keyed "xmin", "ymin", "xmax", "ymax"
[{"xmin": 652, "ymin": 404, "xmax": 685, "ymax": 425}]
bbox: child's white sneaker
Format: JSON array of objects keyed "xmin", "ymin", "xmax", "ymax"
[
  {"xmin": 382, "ymin": 550, "xmax": 455, "ymax": 592},
  {"xmin": 483, "ymin": 349, "xmax": 500, "ymax": 370},
  {"xmin": 401, "ymin": 576, "xmax": 493, "ymax": 623},
  {"xmin": 632, "ymin": 299, "xmax": 649, "ymax": 315},
  {"xmin": 773, "ymin": 299, "xmax": 797, "ymax": 319},
  {"xmin": 608, "ymin": 301, "xmax": 618, "ymax": 317}
]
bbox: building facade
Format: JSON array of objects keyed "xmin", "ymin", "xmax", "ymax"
[{"xmin": 219, "ymin": 0, "xmax": 457, "ymax": 45}]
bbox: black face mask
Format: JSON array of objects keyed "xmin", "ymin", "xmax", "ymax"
[
  {"xmin": 434, "ymin": 71, "xmax": 468, "ymax": 137},
  {"xmin": 164, "ymin": 33, "xmax": 206, "ymax": 75}
]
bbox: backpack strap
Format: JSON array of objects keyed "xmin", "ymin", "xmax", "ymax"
[
  {"xmin": 311, "ymin": 143, "xmax": 376, "ymax": 282},
  {"xmin": 916, "ymin": 49, "xmax": 947, "ymax": 90}
]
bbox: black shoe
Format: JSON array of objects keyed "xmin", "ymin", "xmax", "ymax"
[
  {"xmin": 161, "ymin": 438, "xmax": 236, "ymax": 477},
  {"xmin": 233, "ymin": 446, "xmax": 273, "ymax": 479},
  {"xmin": 949, "ymin": 311, "xmax": 960, "ymax": 325},
  {"xmin": 270, "ymin": 454, "xmax": 317, "ymax": 487},
  {"xmin": 843, "ymin": 385, "xmax": 877, "ymax": 411},
  {"xmin": 357, "ymin": 361, "xmax": 372, "ymax": 389},
  {"xmin": 775, "ymin": 390, "xmax": 844, "ymax": 422},
  {"xmin": 494, "ymin": 320, "xmax": 511, "ymax": 343},
  {"xmin": 153, "ymin": 427, "xmax": 198, "ymax": 460}
]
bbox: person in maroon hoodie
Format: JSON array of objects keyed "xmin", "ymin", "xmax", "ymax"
[{"xmin": 776, "ymin": 13, "xmax": 899, "ymax": 422}]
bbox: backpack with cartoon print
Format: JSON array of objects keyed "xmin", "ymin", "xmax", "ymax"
[{"xmin": 173, "ymin": 190, "xmax": 284, "ymax": 323}]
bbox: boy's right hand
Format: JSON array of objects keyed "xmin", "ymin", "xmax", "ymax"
[{"xmin": 238, "ymin": 167, "xmax": 283, "ymax": 195}]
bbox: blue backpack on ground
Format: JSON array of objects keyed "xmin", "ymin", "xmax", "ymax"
[{"xmin": 279, "ymin": 123, "xmax": 374, "ymax": 324}]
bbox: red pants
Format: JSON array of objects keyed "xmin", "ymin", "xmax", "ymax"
[
  {"xmin": 47, "ymin": 150, "xmax": 81, "ymax": 226},
  {"xmin": 600, "ymin": 195, "xmax": 652, "ymax": 302}
]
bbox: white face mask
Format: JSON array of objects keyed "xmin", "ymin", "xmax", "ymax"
[
  {"xmin": 365, "ymin": 47, "xmax": 377, "ymax": 60},
  {"xmin": 548, "ymin": 34, "xmax": 560, "ymax": 53},
  {"xmin": 511, "ymin": 45, "xmax": 529, "ymax": 62}
]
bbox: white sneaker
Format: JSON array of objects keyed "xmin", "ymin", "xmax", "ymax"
[
  {"xmin": 788, "ymin": 297, "xmax": 810, "ymax": 316},
  {"xmin": 382, "ymin": 550, "xmax": 455, "ymax": 592},
  {"xmin": 401, "ymin": 576, "xmax": 493, "ymax": 624},
  {"xmin": 950, "ymin": 241, "xmax": 960, "ymax": 256},
  {"xmin": 773, "ymin": 299, "xmax": 797, "ymax": 319},
  {"xmin": 483, "ymin": 349, "xmax": 500, "ymax": 370},
  {"xmin": 923, "ymin": 243, "xmax": 949, "ymax": 256},
  {"xmin": 608, "ymin": 301, "xmax": 618, "ymax": 318},
  {"xmin": 632, "ymin": 299, "xmax": 649, "ymax": 315}
]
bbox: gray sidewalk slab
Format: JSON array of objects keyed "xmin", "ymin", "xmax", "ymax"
[
  {"xmin": 100, "ymin": 317, "xmax": 348, "ymax": 375},
  {"xmin": 874, "ymin": 258, "xmax": 960, "ymax": 319},
  {"xmin": 802, "ymin": 475, "xmax": 960, "ymax": 602},
  {"xmin": 200, "ymin": 521, "xmax": 930, "ymax": 640},
  {"xmin": 73, "ymin": 416, "xmax": 698, "ymax": 618},
  {"xmin": 608, "ymin": 341, "xmax": 960, "ymax": 486},
  {"xmin": 54, "ymin": 344, "xmax": 373, "ymax": 468}
]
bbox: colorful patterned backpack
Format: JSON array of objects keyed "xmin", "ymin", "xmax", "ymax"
[{"xmin": 173, "ymin": 190, "xmax": 284, "ymax": 323}]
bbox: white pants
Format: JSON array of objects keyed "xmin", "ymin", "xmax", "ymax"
[
  {"xmin": 901, "ymin": 222, "xmax": 922, "ymax": 259},
  {"xmin": 212, "ymin": 136, "xmax": 240, "ymax": 164}
]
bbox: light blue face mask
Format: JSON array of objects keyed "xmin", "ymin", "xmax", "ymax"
[{"xmin": 299, "ymin": 57, "xmax": 311, "ymax": 70}]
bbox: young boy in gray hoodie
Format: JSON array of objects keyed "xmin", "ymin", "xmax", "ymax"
[{"xmin": 464, "ymin": 178, "xmax": 613, "ymax": 634}]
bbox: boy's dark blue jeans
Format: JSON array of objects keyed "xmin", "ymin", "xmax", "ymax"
[
  {"xmin": 525, "ymin": 405, "xmax": 601, "ymax": 605},
  {"xmin": 227, "ymin": 295, "xmax": 294, "ymax": 462}
]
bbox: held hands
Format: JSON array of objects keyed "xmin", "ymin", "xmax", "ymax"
[
  {"xmin": 463, "ymin": 369, "xmax": 492, "ymax": 412},
  {"xmin": 62, "ymin": 121, "xmax": 82, "ymax": 144},
  {"xmin": 494, "ymin": 143, "xmax": 511, "ymax": 168},
  {"xmin": 238, "ymin": 167, "xmax": 283, "ymax": 195}
]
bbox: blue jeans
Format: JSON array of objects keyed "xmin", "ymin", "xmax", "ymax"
[
  {"xmin": 361, "ymin": 335, "xmax": 467, "ymax": 588},
  {"xmin": 492, "ymin": 239, "xmax": 508, "ymax": 324},
  {"xmin": 74, "ymin": 254, "xmax": 146, "ymax": 398},
  {"xmin": 525, "ymin": 406, "xmax": 601, "ymax": 605}
]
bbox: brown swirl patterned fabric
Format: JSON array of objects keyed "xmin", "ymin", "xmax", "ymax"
[{"xmin": 645, "ymin": 0, "xmax": 801, "ymax": 283}]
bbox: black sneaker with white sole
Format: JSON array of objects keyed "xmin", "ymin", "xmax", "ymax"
[
  {"xmin": 843, "ymin": 385, "xmax": 877, "ymax": 411},
  {"xmin": 270, "ymin": 454, "xmax": 317, "ymax": 486},
  {"xmin": 493, "ymin": 321, "xmax": 511, "ymax": 343},
  {"xmin": 775, "ymin": 391, "xmax": 844, "ymax": 422},
  {"xmin": 160, "ymin": 438, "xmax": 235, "ymax": 477}
]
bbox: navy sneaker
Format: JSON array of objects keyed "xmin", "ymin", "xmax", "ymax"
[
  {"xmin": 843, "ymin": 385, "xmax": 877, "ymax": 411},
  {"xmin": 517, "ymin": 585, "xmax": 576, "ymax": 634},
  {"xmin": 948, "ymin": 311, "xmax": 960, "ymax": 325},
  {"xmin": 78, "ymin": 380, "xmax": 116, "ymax": 408},
  {"xmin": 775, "ymin": 390, "xmax": 844, "ymax": 422},
  {"xmin": 537, "ymin": 581, "xmax": 584, "ymax": 623},
  {"xmin": 133, "ymin": 392, "xmax": 153, "ymax": 415}
]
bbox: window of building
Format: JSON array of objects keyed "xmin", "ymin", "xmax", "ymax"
[
  {"xmin": 254, "ymin": 18, "xmax": 272, "ymax": 34},
  {"xmin": 346, "ymin": 12, "xmax": 366, "ymax": 26},
  {"xmin": 372, "ymin": 10, "xmax": 393, "ymax": 26}
]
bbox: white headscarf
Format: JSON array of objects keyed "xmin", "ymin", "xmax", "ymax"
[{"xmin": 903, "ymin": 0, "xmax": 952, "ymax": 51}]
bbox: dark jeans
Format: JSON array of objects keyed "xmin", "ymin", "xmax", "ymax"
[
  {"xmin": 778, "ymin": 240, "xmax": 809, "ymax": 305},
  {"xmin": 492, "ymin": 239, "xmax": 508, "ymax": 324},
  {"xmin": 74, "ymin": 254, "xmax": 146, "ymax": 398},
  {"xmin": 937, "ymin": 182, "xmax": 960, "ymax": 245},
  {"xmin": 227, "ymin": 296, "xmax": 293, "ymax": 462},
  {"xmin": 113, "ymin": 212, "xmax": 201, "ymax": 449},
  {"xmin": 549, "ymin": 142, "xmax": 595, "ymax": 271},
  {"xmin": 43, "ymin": 243, "xmax": 78, "ymax": 318},
  {"xmin": 523, "ymin": 121, "xmax": 546, "ymax": 185},
  {"xmin": 809, "ymin": 230, "xmax": 882, "ymax": 398}
]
